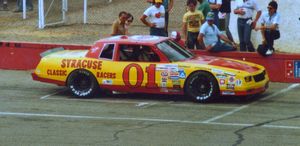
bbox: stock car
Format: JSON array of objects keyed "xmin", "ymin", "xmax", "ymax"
[{"xmin": 32, "ymin": 35, "xmax": 269, "ymax": 102}]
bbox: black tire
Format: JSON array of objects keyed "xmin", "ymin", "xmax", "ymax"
[
  {"xmin": 184, "ymin": 71, "xmax": 219, "ymax": 103},
  {"xmin": 67, "ymin": 69, "xmax": 99, "ymax": 97}
]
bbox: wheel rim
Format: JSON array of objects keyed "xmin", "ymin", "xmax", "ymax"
[
  {"xmin": 72, "ymin": 73, "xmax": 92, "ymax": 92},
  {"xmin": 190, "ymin": 75, "xmax": 213, "ymax": 100}
]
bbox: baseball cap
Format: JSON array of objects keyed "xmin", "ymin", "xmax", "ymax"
[
  {"xmin": 206, "ymin": 12, "xmax": 214, "ymax": 21},
  {"xmin": 155, "ymin": 0, "xmax": 163, "ymax": 3}
]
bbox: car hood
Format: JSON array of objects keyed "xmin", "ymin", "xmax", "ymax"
[{"xmin": 183, "ymin": 55, "xmax": 260, "ymax": 73}]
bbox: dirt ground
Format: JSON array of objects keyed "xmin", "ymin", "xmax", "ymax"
[{"xmin": 0, "ymin": 0, "xmax": 184, "ymax": 45}]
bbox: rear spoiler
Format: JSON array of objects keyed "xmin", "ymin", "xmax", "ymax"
[{"xmin": 40, "ymin": 47, "xmax": 64, "ymax": 57}]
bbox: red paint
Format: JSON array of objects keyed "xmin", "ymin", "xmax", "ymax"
[
  {"xmin": 3, "ymin": 41, "xmax": 300, "ymax": 83},
  {"xmin": 31, "ymin": 73, "xmax": 65, "ymax": 86}
]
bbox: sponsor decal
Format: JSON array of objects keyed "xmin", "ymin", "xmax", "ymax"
[
  {"xmin": 212, "ymin": 68, "xmax": 224, "ymax": 74},
  {"xmin": 228, "ymin": 76, "xmax": 235, "ymax": 84},
  {"xmin": 97, "ymin": 72, "xmax": 116, "ymax": 79},
  {"xmin": 169, "ymin": 89, "xmax": 181, "ymax": 92},
  {"xmin": 61, "ymin": 59, "xmax": 102, "ymax": 70},
  {"xmin": 235, "ymin": 79, "xmax": 242, "ymax": 86},
  {"xmin": 161, "ymin": 82, "xmax": 167, "ymax": 88},
  {"xmin": 173, "ymin": 85, "xmax": 181, "ymax": 89},
  {"xmin": 47, "ymin": 69, "xmax": 67, "ymax": 76},
  {"xmin": 226, "ymin": 84, "xmax": 235, "ymax": 90},
  {"xmin": 294, "ymin": 61, "xmax": 300, "ymax": 78},
  {"xmin": 222, "ymin": 91, "xmax": 235, "ymax": 95},
  {"xmin": 169, "ymin": 71, "xmax": 180, "ymax": 80},
  {"xmin": 160, "ymin": 88, "xmax": 169, "ymax": 93},
  {"xmin": 102, "ymin": 79, "xmax": 113, "ymax": 85},
  {"xmin": 178, "ymin": 69, "xmax": 186, "ymax": 79},
  {"xmin": 161, "ymin": 72, "xmax": 168, "ymax": 77},
  {"xmin": 162, "ymin": 77, "xmax": 168, "ymax": 82},
  {"xmin": 220, "ymin": 79, "xmax": 226, "ymax": 86},
  {"xmin": 172, "ymin": 80, "xmax": 181, "ymax": 86},
  {"xmin": 156, "ymin": 64, "xmax": 178, "ymax": 71},
  {"xmin": 90, "ymin": 47, "xmax": 99, "ymax": 53},
  {"xmin": 216, "ymin": 74, "xmax": 227, "ymax": 79}
]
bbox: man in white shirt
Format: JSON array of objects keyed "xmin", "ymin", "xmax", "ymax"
[
  {"xmin": 234, "ymin": 0, "xmax": 261, "ymax": 52},
  {"xmin": 256, "ymin": 1, "xmax": 280, "ymax": 55},
  {"xmin": 198, "ymin": 12, "xmax": 237, "ymax": 52},
  {"xmin": 140, "ymin": 0, "xmax": 166, "ymax": 36}
]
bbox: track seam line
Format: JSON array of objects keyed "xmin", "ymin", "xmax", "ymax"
[
  {"xmin": 0, "ymin": 111, "xmax": 299, "ymax": 130},
  {"xmin": 202, "ymin": 83, "xmax": 300, "ymax": 123},
  {"xmin": 40, "ymin": 89, "xmax": 67, "ymax": 99}
]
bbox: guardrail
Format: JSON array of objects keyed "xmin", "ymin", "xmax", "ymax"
[{"xmin": 1, "ymin": 41, "xmax": 300, "ymax": 83}]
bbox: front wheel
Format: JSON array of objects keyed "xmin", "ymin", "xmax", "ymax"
[
  {"xmin": 67, "ymin": 69, "xmax": 99, "ymax": 97},
  {"xmin": 184, "ymin": 71, "xmax": 219, "ymax": 103}
]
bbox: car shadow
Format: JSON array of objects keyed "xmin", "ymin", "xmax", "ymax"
[{"xmin": 55, "ymin": 88, "xmax": 269, "ymax": 105}]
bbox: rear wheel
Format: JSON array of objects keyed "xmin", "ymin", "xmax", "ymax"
[
  {"xmin": 184, "ymin": 71, "xmax": 219, "ymax": 103},
  {"xmin": 67, "ymin": 70, "xmax": 99, "ymax": 97}
]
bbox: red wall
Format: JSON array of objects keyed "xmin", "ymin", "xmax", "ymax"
[{"xmin": 1, "ymin": 41, "xmax": 300, "ymax": 83}]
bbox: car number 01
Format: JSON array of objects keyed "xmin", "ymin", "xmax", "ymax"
[{"xmin": 123, "ymin": 63, "xmax": 158, "ymax": 88}]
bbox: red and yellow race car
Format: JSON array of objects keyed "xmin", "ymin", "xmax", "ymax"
[{"xmin": 32, "ymin": 35, "xmax": 269, "ymax": 102}]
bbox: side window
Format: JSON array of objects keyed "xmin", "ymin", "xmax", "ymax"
[
  {"xmin": 118, "ymin": 45, "xmax": 160, "ymax": 62},
  {"xmin": 100, "ymin": 44, "xmax": 115, "ymax": 59}
]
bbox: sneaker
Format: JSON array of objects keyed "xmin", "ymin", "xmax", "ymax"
[{"xmin": 265, "ymin": 49, "xmax": 273, "ymax": 55}]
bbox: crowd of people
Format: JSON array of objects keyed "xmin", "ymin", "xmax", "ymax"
[
  {"xmin": 111, "ymin": 0, "xmax": 280, "ymax": 56},
  {"xmin": 0, "ymin": 0, "xmax": 33, "ymax": 12}
]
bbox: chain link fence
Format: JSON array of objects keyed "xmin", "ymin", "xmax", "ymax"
[{"xmin": 45, "ymin": 0, "xmax": 186, "ymax": 29}]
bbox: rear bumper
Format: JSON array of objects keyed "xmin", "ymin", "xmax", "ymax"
[{"xmin": 31, "ymin": 73, "xmax": 65, "ymax": 86}]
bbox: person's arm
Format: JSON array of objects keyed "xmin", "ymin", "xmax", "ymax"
[
  {"xmin": 167, "ymin": 0, "xmax": 174, "ymax": 12},
  {"xmin": 111, "ymin": 21, "xmax": 118, "ymax": 36},
  {"xmin": 140, "ymin": 15, "xmax": 155, "ymax": 27},
  {"xmin": 209, "ymin": 0, "xmax": 222, "ymax": 10},
  {"xmin": 197, "ymin": 33, "xmax": 210, "ymax": 51},
  {"xmin": 219, "ymin": 34, "xmax": 236, "ymax": 48},
  {"xmin": 251, "ymin": 10, "xmax": 262, "ymax": 29},
  {"xmin": 182, "ymin": 22, "xmax": 188, "ymax": 41}
]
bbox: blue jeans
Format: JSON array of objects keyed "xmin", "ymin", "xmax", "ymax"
[
  {"xmin": 224, "ymin": 13, "xmax": 234, "ymax": 42},
  {"xmin": 212, "ymin": 10, "xmax": 219, "ymax": 28},
  {"xmin": 17, "ymin": 0, "xmax": 33, "ymax": 10},
  {"xmin": 150, "ymin": 27, "xmax": 166, "ymax": 37},
  {"xmin": 237, "ymin": 18, "xmax": 255, "ymax": 52},
  {"xmin": 187, "ymin": 31, "xmax": 203, "ymax": 50},
  {"xmin": 210, "ymin": 41, "xmax": 235, "ymax": 52}
]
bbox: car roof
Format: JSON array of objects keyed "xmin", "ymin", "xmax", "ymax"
[{"xmin": 96, "ymin": 35, "xmax": 170, "ymax": 45}]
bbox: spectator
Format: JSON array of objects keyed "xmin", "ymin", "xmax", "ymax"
[
  {"xmin": 198, "ymin": 12, "xmax": 237, "ymax": 52},
  {"xmin": 125, "ymin": 13, "xmax": 134, "ymax": 35},
  {"xmin": 208, "ymin": 0, "xmax": 222, "ymax": 27},
  {"xmin": 234, "ymin": 0, "xmax": 262, "ymax": 52},
  {"xmin": 111, "ymin": 11, "xmax": 128, "ymax": 36},
  {"xmin": 182, "ymin": 0, "xmax": 204, "ymax": 50},
  {"xmin": 0, "ymin": 0, "xmax": 8, "ymax": 11},
  {"xmin": 220, "ymin": 0, "xmax": 234, "ymax": 42},
  {"xmin": 256, "ymin": 1, "xmax": 280, "ymax": 55},
  {"xmin": 146, "ymin": 0, "xmax": 174, "ymax": 36},
  {"xmin": 197, "ymin": 0, "xmax": 211, "ymax": 20},
  {"xmin": 162, "ymin": 0, "xmax": 174, "ymax": 36},
  {"xmin": 14, "ymin": 0, "xmax": 33, "ymax": 12},
  {"xmin": 140, "ymin": 0, "xmax": 166, "ymax": 37}
]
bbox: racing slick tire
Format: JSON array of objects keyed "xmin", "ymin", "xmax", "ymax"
[
  {"xmin": 67, "ymin": 69, "xmax": 99, "ymax": 97},
  {"xmin": 184, "ymin": 71, "xmax": 219, "ymax": 103}
]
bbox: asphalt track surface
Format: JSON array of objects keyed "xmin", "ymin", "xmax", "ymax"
[{"xmin": 0, "ymin": 70, "xmax": 299, "ymax": 146}]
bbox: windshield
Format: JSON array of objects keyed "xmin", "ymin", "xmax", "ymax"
[{"xmin": 156, "ymin": 40, "xmax": 194, "ymax": 62}]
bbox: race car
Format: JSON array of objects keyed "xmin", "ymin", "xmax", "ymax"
[{"xmin": 32, "ymin": 35, "xmax": 269, "ymax": 102}]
